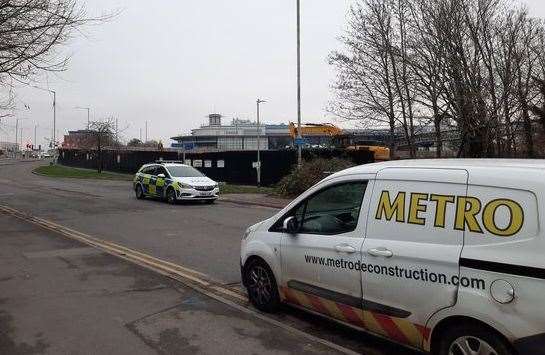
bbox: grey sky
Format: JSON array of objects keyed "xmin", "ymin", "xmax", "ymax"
[{"xmin": 6, "ymin": 0, "xmax": 545, "ymax": 148}]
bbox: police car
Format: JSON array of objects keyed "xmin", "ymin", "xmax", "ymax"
[
  {"xmin": 133, "ymin": 161, "xmax": 219, "ymax": 204},
  {"xmin": 240, "ymin": 159, "xmax": 545, "ymax": 355}
]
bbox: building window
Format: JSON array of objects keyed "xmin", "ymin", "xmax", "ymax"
[
  {"xmin": 244, "ymin": 137, "xmax": 268, "ymax": 150},
  {"xmin": 218, "ymin": 137, "xmax": 243, "ymax": 150}
]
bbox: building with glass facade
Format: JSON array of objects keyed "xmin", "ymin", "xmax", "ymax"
[{"xmin": 171, "ymin": 114, "xmax": 292, "ymax": 151}]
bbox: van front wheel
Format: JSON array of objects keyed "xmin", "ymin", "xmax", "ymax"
[
  {"xmin": 436, "ymin": 323, "xmax": 512, "ymax": 355},
  {"xmin": 244, "ymin": 259, "xmax": 280, "ymax": 313}
]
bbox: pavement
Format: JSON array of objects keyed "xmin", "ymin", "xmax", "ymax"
[
  {"xmin": 0, "ymin": 159, "xmax": 418, "ymax": 355},
  {"xmin": 0, "ymin": 212, "xmax": 341, "ymax": 355}
]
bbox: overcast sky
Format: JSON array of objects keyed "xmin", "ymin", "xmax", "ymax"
[{"xmin": 5, "ymin": 0, "xmax": 545, "ymax": 148}]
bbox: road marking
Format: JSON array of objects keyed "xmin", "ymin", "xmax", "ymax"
[{"xmin": 0, "ymin": 204, "xmax": 359, "ymax": 355}]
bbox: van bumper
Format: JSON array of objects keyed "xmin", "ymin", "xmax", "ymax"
[{"xmin": 513, "ymin": 333, "xmax": 545, "ymax": 355}]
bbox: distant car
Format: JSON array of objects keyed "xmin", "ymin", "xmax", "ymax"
[{"xmin": 133, "ymin": 161, "xmax": 219, "ymax": 204}]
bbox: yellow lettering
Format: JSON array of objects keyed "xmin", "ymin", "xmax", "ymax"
[
  {"xmin": 375, "ymin": 191, "xmax": 406, "ymax": 222},
  {"xmin": 482, "ymin": 199, "xmax": 524, "ymax": 237},
  {"xmin": 408, "ymin": 193, "xmax": 428, "ymax": 225},
  {"xmin": 455, "ymin": 197, "xmax": 483, "ymax": 233},
  {"xmin": 430, "ymin": 194, "xmax": 455, "ymax": 228}
]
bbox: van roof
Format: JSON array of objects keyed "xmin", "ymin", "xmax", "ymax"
[{"xmin": 333, "ymin": 159, "xmax": 545, "ymax": 177}]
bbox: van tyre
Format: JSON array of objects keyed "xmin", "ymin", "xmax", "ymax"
[
  {"xmin": 436, "ymin": 323, "xmax": 513, "ymax": 355},
  {"xmin": 135, "ymin": 185, "xmax": 144, "ymax": 200},
  {"xmin": 244, "ymin": 259, "xmax": 280, "ymax": 313},
  {"xmin": 166, "ymin": 188, "xmax": 177, "ymax": 205}
]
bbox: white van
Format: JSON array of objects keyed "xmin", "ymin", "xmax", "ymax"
[{"xmin": 240, "ymin": 159, "xmax": 545, "ymax": 355}]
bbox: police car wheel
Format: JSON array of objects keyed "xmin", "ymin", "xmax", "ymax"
[
  {"xmin": 437, "ymin": 323, "xmax": 512, "ymax": 355},
  {"xmin": 135, "ymin": 185, "xmax": 144, "ymax": 199},
  {"xmin": 166, "ymin": 188, "xmax": 177, "ymax": 204},
  {"xmin": 245, "ymin": 259, "xmax": 280, "ymax": 313}
]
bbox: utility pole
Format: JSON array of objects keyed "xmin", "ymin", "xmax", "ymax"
[
  {"xmin": 15, "ymin": 119, "xmax": 18, "ymax": 152},
  {"xmin": 31, "ymin": 86, "xmax": 56, "ymax": 151},
  {"xmin": 52, "ymin": 90, "xmax": 56, "ymax": 149},
  {"xmin": 139, "ymin": 128, "xmax": 142, "ymax": 141},
  {"xmin": 256, "ymin": 99, "xmax": 267, "ymax": 187},
  {"xmin": 296, "ymin": 0, "xmax": 302, "ymax": 167},
  {"xmin": 115, "ymin": 118, "xmax": 118, "ymax": 145},
  {"xmin": 34, "ymin": 124, "xmax": 38, "ymax": 150},
  {"xmin": 145, "ymin": 121, "xmax": 148, "ymax": 142}
]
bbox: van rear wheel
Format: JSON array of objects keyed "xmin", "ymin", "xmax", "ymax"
[
  {"xmin": 436, "ymin": 323, "xmax": 512, "ymax": 355},
  {"xmin": 244, "ymin": 259, "xmax": 280, "ymax": 313}
]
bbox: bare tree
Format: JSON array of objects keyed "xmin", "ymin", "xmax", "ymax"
[
  {"xmin": 530, "ymin": 77, "xmax": 545, "ymax": 131},
  {"xmin": 330, "ymin": 0, "xmax": 545, "ymax": 158},
  {"xmin": 0, "ymin": 0, "xmax": 115, "ymax": 117},
  {"xmin": 329, "ymin": 1, "xmax": 399, "ymax": 157},
  {"xmin": 87, "ymin": 119, "xmax": 115, "ymax": 173}
]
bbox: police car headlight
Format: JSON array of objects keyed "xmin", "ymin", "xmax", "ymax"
[{"xmin": 178, "ymin": 182, "xmax": 193, "ymax": 189}]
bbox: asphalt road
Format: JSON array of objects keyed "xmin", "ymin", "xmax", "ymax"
[
  {"xmin": 0, "ymin": 160, "xmax": 274, "ymax": 283},
  {"xmin": 0, "ymin": 212, "xmax": 338, "ymax": 355},
  {"xmin": 0, "ymin": 160, "xmax": 418, "ymax": 355}
]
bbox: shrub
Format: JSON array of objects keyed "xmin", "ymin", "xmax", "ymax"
[{"xmin": 276, "ymin": 157, "xmax": 355, "ymax": 197}]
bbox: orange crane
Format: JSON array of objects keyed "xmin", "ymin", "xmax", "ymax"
[
  {"xmin": 288, "ymin": 122, "xmax": 342, "ymax": 137},
  {"xmin": 288, "ymin": 122, "xmax": 390, "ymax": 161}
]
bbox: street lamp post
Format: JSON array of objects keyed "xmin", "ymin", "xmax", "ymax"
[
  {"xmin": 296, "ymin": 0, "xmax": 302, "ymax": 167},
  {"xmin": 50, "ymin": 90, "xmax": 56, "ymax": 148},
  {"xmin": 256, "ymin": 99, "xmax": 266, "ymax": 187},
  {"xmin": 14, "ymin": 117, "xmax": 29, "ymax": 155},
  {"xmin": 32, "ymin": 86, "xmax": 56, "ymax": 149},
  {"xmin": 34, "ymin": 124, "xmax": 38, "ymax": 150}
]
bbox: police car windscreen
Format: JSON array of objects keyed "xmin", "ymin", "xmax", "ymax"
[{"xmin": 167, "ymin": 166, "xmax": 204, "ymax": 177}]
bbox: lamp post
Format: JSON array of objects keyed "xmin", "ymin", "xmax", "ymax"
[
  {"xmin": 75, "ymin": 106, "xmax": 91, "ymax": 129},
  {"xmin": 256, "ymin": 99, "xmax": 266, "ymax": 187},
  {"xmin": 32, "ymin": 86, "xmax": 56, "ymax": 149},
  {"xmin": 296, "ymin": 0, "xmax": 302, "ymax": 167},
  {"xmin": 34, "ymin": 124, "xmax": 38, "ymax": 150},
  {"xmin": 14, "ymin": 117, "xmax": 29, "ymax": 155}
]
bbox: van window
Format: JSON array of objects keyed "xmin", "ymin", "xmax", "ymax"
[{"xmin": 291, "ymin": 181, "xmax": 367, "ymax": 235}]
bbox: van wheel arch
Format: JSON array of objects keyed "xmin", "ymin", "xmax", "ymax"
[{"xmin": 430, "ymin": 316, "xmax": 514, "ymax": 355}]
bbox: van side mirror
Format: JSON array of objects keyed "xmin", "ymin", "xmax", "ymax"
[
  {"xmin": 283, "ymin": 216, "xmax": 299, "ymax": 234},
  {"xmin": 157, "ymin": 173, "xmax": 166, "ymax": 178}
]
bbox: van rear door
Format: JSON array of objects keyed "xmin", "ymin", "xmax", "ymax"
[{"xmin": 361, "ymin": 168, "xmax": 467, "ymax": 348}]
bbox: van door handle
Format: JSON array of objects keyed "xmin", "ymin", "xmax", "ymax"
[
  {"xmin": 335, "ymin": 244, "xmax": 357, "ymax": 253},
  {"xmin": 367, "ymin": 248, "xmax": 393, "ymax": 258}
]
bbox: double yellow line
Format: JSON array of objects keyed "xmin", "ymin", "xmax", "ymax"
[
  {"xmin": 0, "ymin": 204, "xmax": 358, "ymax": 355},
  {"xmin": 0, "ymin": 204, "xmax": 246, "ymax": 302}
]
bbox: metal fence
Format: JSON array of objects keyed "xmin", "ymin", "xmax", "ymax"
[{"xmin": 58, "ymin": 148, "xmax": 375, "ymax": 186}]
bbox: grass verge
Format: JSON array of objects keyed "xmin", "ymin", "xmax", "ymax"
[
  {"xmin": 34, "ymin": 164, "xmax": 279, "ymax": 194},
  {"xmin": 33, "ymin": 164, "xmax": 133, "ymax": 181}
]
